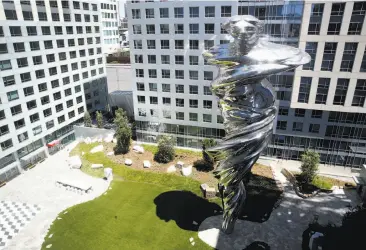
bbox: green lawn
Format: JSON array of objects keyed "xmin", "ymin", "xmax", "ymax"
[
  {"xmin": 42, "ymin": 143, "xmax": 218, "ymax": 249},
  {"xmin": 42, "ymin": 181, "xmax": 215, "ymax": 250}
]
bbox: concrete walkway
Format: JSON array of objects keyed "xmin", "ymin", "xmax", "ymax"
[
  {"xmin": 0, "ymin": 141, "xmax": 109, "ymax": 250},
  {"xmin": 258, "ymin": 156, "xmax": 359, "ymax": 182}
]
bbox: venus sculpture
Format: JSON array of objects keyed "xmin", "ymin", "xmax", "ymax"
[{"xmin": 203, "ymin": 15, "xmax": 310, "ymax": 234}]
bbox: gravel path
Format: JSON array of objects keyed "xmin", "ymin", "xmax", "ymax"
[{"xmin": 0, "ymin": 141, "xmax": 109, "ymax": 250}]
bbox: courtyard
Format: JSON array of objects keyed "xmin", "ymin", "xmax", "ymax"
[{"xmin": 0, "ymin": 140, "xmax": 360, "ymax": 250}]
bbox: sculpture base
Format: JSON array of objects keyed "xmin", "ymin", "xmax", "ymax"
[{"xmin": 198, "ymin": 215, "xmax": 271, "ymax": 250}]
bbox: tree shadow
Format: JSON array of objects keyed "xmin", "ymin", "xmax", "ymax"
[
  {"xmin": 153, "ymin": 190, "xmax": 222, "ymax": 231},
  {"xmin": 239, "ymin": 174, "xmax": 283, "ymax": 223}
]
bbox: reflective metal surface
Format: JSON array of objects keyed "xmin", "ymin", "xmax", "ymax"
[{"xmin": 202, "ymin": 15, "xmax": 310, "ymax": 234}]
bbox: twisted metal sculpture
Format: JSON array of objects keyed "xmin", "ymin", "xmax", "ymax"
[{"xmin": 202, "ymin": 15, "xmax": 310, "ymax": 234}]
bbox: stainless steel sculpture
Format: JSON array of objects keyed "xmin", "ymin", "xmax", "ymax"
[{"xmin": 202, "ymin": 15, "xmax": 310, "ymax": 234}]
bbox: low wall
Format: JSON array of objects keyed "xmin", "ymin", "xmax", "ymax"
[{"xmin": 73, "ymin": 125, "xmax": 115, "ymax": 139}]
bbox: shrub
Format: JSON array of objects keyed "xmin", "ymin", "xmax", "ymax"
[
  {"xmin": 193, "ymin": 159, "xmax": 214, "ymax": 172},
  {"xmin": 96, "ymin": 111, "xmax": 103, "ymax": 128},
  {"xmin": 154, "ymin": 136, "xmax": 175, "ymax": 163},
  {"xmin": 113, "ymin": 108, "xmax": 131, "ymax": 154},
  {"xmin": 300, "ymin": 150, "xmax": 320, "ymax": 184},
  {"xmin": 84, "ymin": 111, "xmax": 92, "ymax": 127}
]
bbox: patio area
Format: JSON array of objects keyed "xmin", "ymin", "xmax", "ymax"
[{"xmin": 0, "ymin": 141, "xmax": 109, "ymax": 250}]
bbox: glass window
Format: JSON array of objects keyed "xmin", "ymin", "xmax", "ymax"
[
  {"xmin": 205, "ymin": 6, "xmax": 215, "ymax": 17},
  {"xmin": 221, "ymin": 6, "xmax": 232, "ymax": 17},
  {"xmin": 333, "ymin": 78, "xmax": 349, "ymax": 106},
  {"xmin": 189, "ymin": 7, "xmax": 199, "ymax": 18},
  {"xmin": 160, "ymin": 8, "xmax": 169, "ymax": 18},
  {"xmin": 174, "ymin": 7, "xmax": 183, "ymax": 18}
]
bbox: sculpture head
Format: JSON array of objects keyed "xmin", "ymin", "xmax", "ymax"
[{"xmin": 222, "ymin": 15, "xmax": 264, "ymax": 55}]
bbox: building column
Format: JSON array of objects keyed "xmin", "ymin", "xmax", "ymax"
[
  {"xmin": 13, "ymin": 152, "xmax": 24, "ymax": 174},
  {"xmin": 42, "ymin": 137, "xmax": 50, "ymax": 158}
]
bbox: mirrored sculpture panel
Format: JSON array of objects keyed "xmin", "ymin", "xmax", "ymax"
[{"xmin": 202, "ymin": 15, "xmax": 310, "ymax": 234}]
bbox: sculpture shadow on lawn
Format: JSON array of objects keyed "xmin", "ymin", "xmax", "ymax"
[{"xmin": 153, "ymin": 190, "xmax": 222, "ymax": 231}]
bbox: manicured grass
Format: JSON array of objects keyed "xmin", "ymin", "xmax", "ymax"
[
  {"xmin": 142, "ymin": 143, "xmax": 202, "ymax": 158},
  {"xmin": 41, "ymin": 181, "xmax": 214, "ymax": 250}
]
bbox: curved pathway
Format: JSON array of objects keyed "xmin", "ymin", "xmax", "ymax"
[{"xmin": 0, "ymin": 141, "xmax": 109, "ymax": 250}]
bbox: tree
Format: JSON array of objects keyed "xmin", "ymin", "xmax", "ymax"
[
  {"xmin": 96, "ymin": 111, "xmax": 103, "ymax": 128},
  {"xmin": 113, "ymin": 108, "xmax": 131, "ymax": 154},
  {"xmin": 300, "ymin": 150, "xmax": 320, "ymax": 184},
  {"xmin": 84, "ymin": 111, "xmax": 92, "ymax": 127},
  {"xmin": 154, "ymin": 136, "xmax": 175, "ymax": 163},
  {"xmin": 194, "ymin": 138, "xmax": 217, "ymax": 172}
]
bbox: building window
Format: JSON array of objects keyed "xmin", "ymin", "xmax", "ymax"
[
  {"xmin": 163, "ymin": 110, "xmax": 171, "ymax": 119},
  {"xmin": 189, "ymin": 56, "xmax": 199, "ymax": 65},
  {"xmin": 149, "ymin": 69, "xmax": 157, "ymax": 78},
  {"xmin": 189, "ymin": 40, "xmax": 199, "ymax": 50},
  {"xmin": 189, "ymin": 99, "xmax": 198, "ymax": 108},
  {"xmin": 203, "ymin": 114, "xmax": 212, "ymax": 123},
  {"xmin": 292, "ymin": 122, "xmax": 303, "ymax": 132},
  {"xmin": 303, "ymin": 42, "xmax": 317, "ymax": 70},
  {"xmin": 205, "ymin": 23, "xmax": 215, "ymax": 34},
  {"xmin": 340, "ymin": 43, "xmax": 357, "ymax": 72},
  {"xmin": 133, "ymin": 25, "xmax": 141, "ymax": 34},
  {"xmin": 160, "ymin": 24, "xmax": 169, "ymax": 34},
  {"xmin": 18, "ymin": 132, "xmax": 28, "ymax": 142},
  {"xmin": 14, "ymin": 118, "xmax": 25, "ymax": 129},
  {"xmin": 315, "ymin": 78, "xmax": 330, "ymax": 104},
  {"xmin": 176, "ymin": 98, "xmax": 184, "ymax": 107},
  {"xmin": 189, "ymin": 85, "xmax": 198, "ymax": 94},
  {"xmin": 162, "ymin": 69, "xmax": 170, "ymax": 78},
  {"xmin": 204, "ymin": 86, "xmax": 212, "ymax": 95},
  {"xmin": 298, "ymin": 77, "xmax": 312, "ymax": 103},
  {"xmin": 176, "ymin": 112, "xmax": 184, "ymax": 120},
  {"xmin": 161, "ymin": 40, "xmax": 169, "ymax": 49},
  {"xmin": 217, "ymin": 115, "xmax": 224, "ymax": 124},
  {"xmin": 309, "ymin": 124, "xmax": 320, "ymax": 133},
  {"xmin": 189, "ymin": 71, "xmax": 198, "ymax": 80},
  {"xmin": 149, "ymin": 96, "xmax": 158, "ymax": 104},
  {"xmin": 57, "ymin": 115, "xmax": 65, "ymax": 124},
  {"xmin": 132, "ymin": 9, "xmax": 141, "ymax": 19},
  {"xmin": 308, "ymin": 23, "xmax": 321, "ymax": 35},
  {"xmin": 189, "ymin": 113, "xmax": 198, "ymax": 121},
  {"xmin": 7, "ymin": 90, "xmax": 19, "ymax": 101},
  {"xmin": 149, "ymin": 83, "xmax": 157, "ymax": 92},
  {"xmin": 146, "ymin": 24, "xmax": 155, "ymax": 34},
  {"xmin": 3, "ymin": 75, "xmax": 15, "ymax": 87},
  {"xmin": 41, "ymin": 96, "xmax": 50, "ymax": 105},
  {"xmin": 175, "ymin": 40, "xmax": 184, "ymax": 49},
  {"xmin": 189, "ymin": 7, "xmax": 199, "ymax": 18},
  {"xmin": 203, "ymin": 100, "xmax": 212, "ymax": 109},
  {"xmin": 189, "ymin": 24, "xmax": 199, "ymax": 34},
  {"xmin": 175, "ymin": 55, "xmax": 184, "ymax": 65},
  {"xmin": 23, "ymin": 86, "xmax": 34, "ymax": 96},
  {"xmin": 352, "ymin": 79, "xmax": 366, "ymax": 107},
  {"xmin": 276, "ymin": 121, "xmax": 287, "ymax": 130},
  {"xmin": 38, "ymin": 83, "xmax": 47, "ymax": 92},
  {"xmin": 161, "ymin": 55, "xmax": 170, "ymax": 64},
  {"xmin": 30, "ymin": 113, "xmax": 40, "ymax": 123},
  {"xmin": 162, "ymin": 84, "xmax": 170, "ymax": 92},
  {"xmin": 148, "ymin": 55, "xmax": 156, "ymax": 64},
  {"xmin": 13, "ymin": 42, "xmax": 24, "ymax": 53},
  {"xmin": 1, "ymin": 139, "xmax": 13, "ymax": 150},
  {"xmin": 176, "ymin": 84, "xmax": 184, "ymax": 93},
  {"xmin": 204, "ymin": 40, "xmax": 214, "ymax": 50},
  {"xmin": 163, "ymin": 97, "xmax": 171, "ymax": 105},
  {"xmin": 174, "ymin": 24, "xmax": 184, "ymax": 34},
  {"xmin": 135, "ymin": 69, "xmax": 144, "ymax": 78},
  {"xmin": 138, "ymin": 108, "xmax": 146, "ymax": 116},
  {"xmin": 0, "ymin": 60, "xmax": 12, "ymax": 71},
  {"xmin": 278, "ymin": 107, "xmax": 289, "ymax": 116},
  {"xmin": 333, "ymin": 78, "xmax": 349, "ymax": 106},
  {"xmin": 221, "ymin": 6, "xmax": 232, "ymax": 17},
  {"xmin": 174, "ymin": 7, "xmax": 183, "ymax": 18},
  {"xmin": 11, "ymin": 105, "xmax": 22, "ymax": 116},
  {"xmin": 134, "ymin": 55, "xmax": 143, "ymax": 64},
  {"xmin": 137, "ymin": 96, "xmax": 145, "ymax": 104},
  {"xmin": 205, "ymin": 6, "xmax": 215, "ymax": 17},
  {"xmin": 146, "ymin": 8, "xmax": 154, "ymax": 18},
  {"xmin": 321, "ymin": 43, "xmax": 337, "ymax": 71},
  {"xmin": 331, "ymin": 3, "xmax": 345, "ymax": 16},
  {"xmin": 204, "ymin": 71, "xmax": 213, "ymax": 81},
  {"xmin": 160, "ymin": 8, "xmax": 169, "ymax": 18},
  {"xmin": 295, "ymin": 108, "xmax": 306, "ymax": 117},
  {"xmin": 26, "ymin": 100, "xmax": 37, "ymax": 110},
  {"xmin": 311, "ymin": 110, "xmax": 323, "ymax": 119}
]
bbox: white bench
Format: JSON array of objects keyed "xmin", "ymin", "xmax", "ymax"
[{"xmin": 56, "ymin": 180, "xmax": 92, "ymax": 193}]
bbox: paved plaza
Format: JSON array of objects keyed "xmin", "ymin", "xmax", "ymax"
[
  {"xmin": 0, "ymin": 142, "xmax": 109, "ymax": 250},
  {"xmin": 199, "ymin": 167, "xmax": 360, "ymax": 250}
]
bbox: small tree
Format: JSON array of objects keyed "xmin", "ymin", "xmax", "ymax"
[
  {"xmin": 300, "ymin": 150, "xmax": 320, "ymax": 184},
  {"xmin": 84, "ymin": 111, "xmax": 92, "ymax": 127},
  {"xmin": 202, "ymin": 138, "xmax": 217, "ymax": 164},
  {"xmin": 113, "ymin": 108, "xmax": 131, "ymax": 154},
  {"xmin": 154, "ymin": 136, "xmax": 175, "ymax": 163},
  {"xmin": 96, "ymin": 111, "xmax": 103, "ymax": 128}
]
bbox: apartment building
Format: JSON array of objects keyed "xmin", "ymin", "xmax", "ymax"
[
  {"xmin": 0, "ymin": 0, "xmax": 107, "ymax": 183},
  {"xmin": 101, "ymin": 0, "xmax": 120, "ymax": 55},
  {"xmin": 127, "ymin": 0, "xmax": 366, "ymax": 168},
  {"xmin": 275, "ymin": 0, "xmax": 366, "ymax": 167}
]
